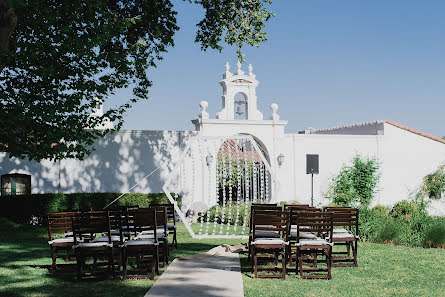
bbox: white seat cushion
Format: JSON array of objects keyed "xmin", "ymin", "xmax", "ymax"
[
  {"xmin": 167, "ymin": 223, "xmax": 176, "ymax": 229},
  {"xmin": 136, "ymin": 233, "xmax": 168, "ymax": 240},
  {"xmin": 121, "ymin": 239, "xmax": 158, "ymax": 247},
  {"xmin": 92, "ymin": 235, "xmax": 121, "ymax": 242},
  {"xmin": 73, "ymin": 242, "xmax": 113, "ymax": 249},
  {"xmin": 289, "ymin": 231, "xmax": 318, "ymax": 239},
  {"xmin": 333, "ymin": 228, "xmax": 350, "ymax": 233},
  {"xmin": 110, "ymin": 230, "xmax": 128, "ymax": 235},
  {"xmin": 329, "ymin": 232, "xmax": 356, "ymax": 240},
  {"xmin": 296, "ymin": 238, "xmax": 333, "ymax": 247},
  {"xmin": 291, "ymin": 225, "xmax": 312, "ymax": 231},
  {"xmin": 252, "ymin": 238, "xmax": 289, "ymax": 245},
  {"xmin": 138, "ymin": 229, "xmax": 169, "ymax": 236},
  {"xmin": 48, "ymin": 237, "xmax": 77, "ymax": 245},
  {"xmin": 64, "ymin": 232, "xmax": 91, "ymax": 238},
  {"xmin": 252, "ymin": 230, "xmax": 280, "ymax": 237}
]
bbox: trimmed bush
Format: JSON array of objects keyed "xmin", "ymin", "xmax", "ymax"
[
  {"xmin": 390, "ymin": 200, "xmax": 422, "ymax": 219},
  {"xmin": 0, "ymin": 192, "xmax": 180, "ymax": 225},
  {"xmin": 423, "ymin": 220, "xmax": 445, "ymax": 248}
]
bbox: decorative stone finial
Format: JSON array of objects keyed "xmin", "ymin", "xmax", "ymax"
[
  {"xmin": 199, "ymin": 100, "xmax": 209, "ymax": 120},
  {"xmin": 223, "ymin": 62, "xmax": 232, "ymax": 78},
  {"xmin": 270, "ymin": 103, "xmax": 280, "ymax": 120},
  {"xmin": 235, "ymin": 60, "xmax": 244, "ymax": 75},
  {"xmin": 248, "ymin": 64, "xmax": 253, "ymax": 76}
]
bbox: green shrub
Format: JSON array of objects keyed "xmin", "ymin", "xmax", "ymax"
[
  {"xmin": 423, "ymin": 220, "xmax": 445, "ymax": 248},
  {"xmin": 325, "ymin": 154, "xmax": 380, "ymax": 207},
  {"xmin": 375, "ymin": 219, "xmax": 402, "ymax": 244},
  {"xmin": 358, "ymin": 206, "xmax": 391, "ymax": 242},
  {"xmin": 371, "ymin": 205, "xmax": 389, "ymax": 216},
  {"xmin": 390, "ymin": 200, "xmax": 422, "ymax": 219},
  {"xmin": 419, "ymin": 164, "xmax": 445, "ymax": 200},
  {"xmin": 0, "ymin": 192, "xmax": 180, "ymax": 225}
]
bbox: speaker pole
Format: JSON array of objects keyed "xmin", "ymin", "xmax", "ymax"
[{"xmin": 311, "ymin": 173, "xmax": 314, "ymax": 207}]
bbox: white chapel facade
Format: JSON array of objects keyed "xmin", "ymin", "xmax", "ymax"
[{"xmin": 1, "ymin": 63, "xmax": 445, "ymax": 215}]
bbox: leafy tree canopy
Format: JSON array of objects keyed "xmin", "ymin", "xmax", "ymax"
[{"xmin": 0, "ymin": 0, "xmax": 273, "ymax": 161}]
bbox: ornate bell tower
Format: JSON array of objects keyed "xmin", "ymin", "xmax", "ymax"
[
  {"xmin": 216, "ymin": 61, "xmax": 263, "ymax": 120},
  {"xmin": 192, "ymin": 62, "xmax": 287, "ymax": 149}
]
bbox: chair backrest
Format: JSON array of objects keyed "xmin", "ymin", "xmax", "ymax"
[
  {"xmin": 251, "ymin": 209, "xmax": 290, "ymax": 241},
  {"xmin": 121, "ymin": 208, "xmax": 158, "ymax": 241},
  {"xmin": 288, "ymin": 206, "xmax": 320, "ymax": 227},
  {"xmin": 150, "ymin": 206, "xmax": 168, "ymax": 235},
  {"xmin": 249, "ymin": 205, "xmax": 282, "ymax": 231},
  {"xmin": 251, "ymin": 203, "xmax": 277, "ymax": 206},
  {"xmin": 72, "ymin": 211, "xmax": 111, "ymax": 244},
  {"xmin": 150, "ymin": 203, "xmax": 175, "ymax": 225},
  {"xmin": 324, "ymin": 207, "xmax": 359, "ymax": 234},
  {"xmin": 47, "ymin": 211, "xmax": 79, "ymax": 241},
  {"xmin": 295, "ymin": 211, "xmax": 333, "ymax": 242},
  {"xmin": 284, "ymin": 204, "xmax": 311, "ymax": 211},
  {"xmin": 108, "ymin": 210, "xmax": 121, "ymax": 231}
]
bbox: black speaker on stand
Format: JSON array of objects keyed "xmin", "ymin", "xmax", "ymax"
[{"xmin": 306, "ymin": 154, "xmax": 319, "ymax": 207}]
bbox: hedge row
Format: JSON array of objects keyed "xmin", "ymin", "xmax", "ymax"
[{"xmin": 0, "ymin": 192, "xmax": 180, "ymax": 225}]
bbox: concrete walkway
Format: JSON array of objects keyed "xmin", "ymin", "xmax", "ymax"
[{"xmin": 144, "ymin": 253, "xmax": 244, "ymax": 297}]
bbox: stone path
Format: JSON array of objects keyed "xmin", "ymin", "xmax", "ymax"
[{"xmin": 144, "ymin": 253, "xmax": 244, "ymax": 297}]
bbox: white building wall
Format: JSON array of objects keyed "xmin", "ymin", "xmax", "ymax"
[
  {"xmin": 0, "ymin": 130, "xmax": 197, "ymax": 194},
  {"xmin": 274, "ymin": 134, "xmax": 381, "ymax": 206},
  {"xmin": 381, "ymin": 123, "xmax": 445, "ymax": 214},
  {"xmin": 1, "ymin": 124, "xmax": 445, "ymax": 215}
]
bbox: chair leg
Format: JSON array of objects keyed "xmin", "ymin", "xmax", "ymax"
[
  {"xmin": 353, "ymin": 240, "xmax": 358, "ymax": 267},
  {"xmin": 253, "ymin": 248, "xmax": 258, "ymax": 279},
  {"xmin": 155, "ymin": 246, "xmax": 160, "ymax": 275},
  {"xmin": 326, "ymin": 247, "xmax": 332, "ymax": 280},
  {"xmin": 122, "ymin": 249, "xmax": 128, "ymax": 280},
  {"xmin": 298, "ymin": 249, "xmax": 304, "ymax": 279},
  {"xmin": 247, "ymin": 235, "xmax": 252, "ymax": 262},
  {"xmin": 76, "ymin": 252, "xmax": 83, "ymax": 280},
  {"xmin": 50, "ymin": 246, "xmax": 57, "ymax": 272},
  {"xmin": 163, "ymin": 241, "xmax": 168, "ymax": 267},
  {"xmin": 109, "ymin": 250, "xmax": 115, "ymax": 278},
  {"xmin": 173, "ymin": 229, "xmax": 178, "ymax": 248},
  {"xmin": 281, "ymin": 250, "xmax": 286, "ymax": 280}
]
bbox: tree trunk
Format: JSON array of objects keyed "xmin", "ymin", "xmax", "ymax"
[{"xmin": 0, "ymin": 0, "xmax": 17, "ymax": 72}]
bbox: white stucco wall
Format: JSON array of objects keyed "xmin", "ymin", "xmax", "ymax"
[
  {"xmin": 273, "ymin": 134, "xmax": 381, "ymax": 206},
  {"xmin": 1, "ymin": 123, "xmax": 445, "ymax": 215},
  {"xmin": 0, "ymin": 130, "xmax": 197, "ymax": 194},
  {"xmin": 381, "ymin": 123, "xmax": 445, "ymax": 214}
]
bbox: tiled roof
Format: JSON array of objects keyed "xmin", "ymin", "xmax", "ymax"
[{"xmin": 385, "ymin": 120, "xmax": 445, "ymax": 145}]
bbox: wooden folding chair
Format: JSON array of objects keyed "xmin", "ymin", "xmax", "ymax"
[
  {"xmin": 248, "ymin": 204, "xmax": 282, "ymax": 261},
  {"xmin": 295, "ymin": 211, "xmax": 333, "ymax": 279},
  {"xmin": 151, "ymin": 203, "xmax": 177, "ymax": 248},
  {"xmin": 251, "ymin": 209, "xmax": 289, "ymax": 279},
  {"xmin": 119, "ymin": 208, "xmax": 159, "ymax": 280},
  {"xmin": 137, "ymin": 207, "xmax": 169, "ymax": 267},
  {"xmin": 47, "ymin": 211, "xmax": 79, "ymax": 272},
  {"xmin": 72, "ymin": 211, "xmax": 115, "ymax": 280},
  {"xmin": 287, "ymin": 206, "xmax": 320, "ymax": 266},
  {"xmin": 324, "ymin": 207, "xmax": 359, "ymax": 267}
]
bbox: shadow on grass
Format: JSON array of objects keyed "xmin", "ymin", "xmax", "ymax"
[{"xmin": 0, "ymin": 223, "xmax": 240, "ymax": 297}]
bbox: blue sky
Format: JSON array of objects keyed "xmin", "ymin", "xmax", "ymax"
[{"xmin": 108, "ymin": 0, "xmax": 445, "ymax": 137}]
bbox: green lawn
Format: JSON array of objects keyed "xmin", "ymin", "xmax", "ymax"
[{"xmin": 1, "ymin": 219, "xmax": 445, "ymax": 297}]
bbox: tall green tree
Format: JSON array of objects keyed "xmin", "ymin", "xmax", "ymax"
[{"xmin": 0, "ymin": 0, "xmax": 273, "ymax": 161}]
